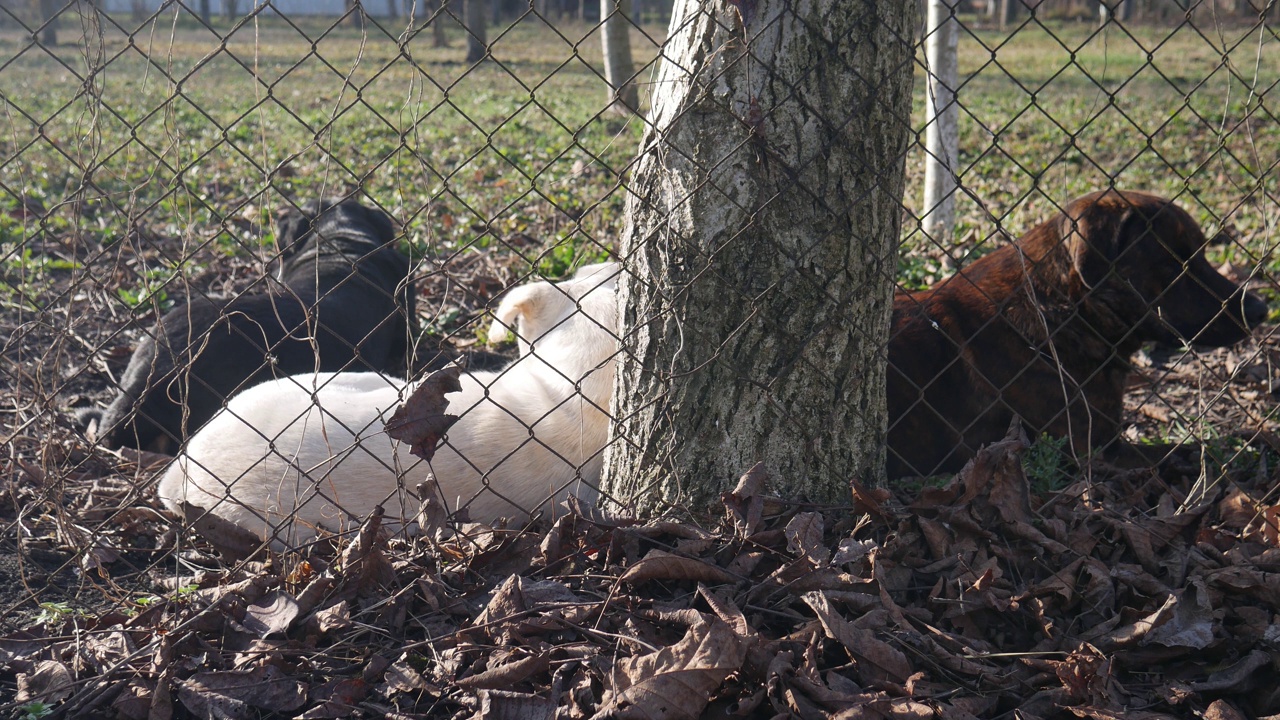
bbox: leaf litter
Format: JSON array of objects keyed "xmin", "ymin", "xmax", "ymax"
[{"xmin": 4, "ymin": 419, "xmax": 1280, "ymax": 719}]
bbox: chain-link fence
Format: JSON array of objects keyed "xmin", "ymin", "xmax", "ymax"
[{"xmin": 1, "ymin": 0, "xmax": 1279, "ymax": 716}]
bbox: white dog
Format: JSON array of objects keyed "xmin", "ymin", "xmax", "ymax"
[{"xmin": 156, "ymin": 263, "xmax": 620, "ymax": 546}]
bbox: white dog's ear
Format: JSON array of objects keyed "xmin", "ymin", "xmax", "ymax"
[{"xmin": 489, "ymin": 284, "xmax": 544, "ymax": 346}]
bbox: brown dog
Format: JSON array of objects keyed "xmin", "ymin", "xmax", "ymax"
[{"xmin": 887, "ymin": 190, "xmax": 1268, "ymax": 478}]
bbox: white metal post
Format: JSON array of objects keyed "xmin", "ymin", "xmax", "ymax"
[{"xmin": 923, "ymin": 0, "xmax": 959, "ymax": 247}]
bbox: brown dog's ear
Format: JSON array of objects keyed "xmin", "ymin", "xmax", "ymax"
[{"xmin": 1061, "ymin": 197, "xmax": 1138, "ymax": 288}]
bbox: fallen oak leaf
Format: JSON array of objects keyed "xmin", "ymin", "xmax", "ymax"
[
  {"xmin": 385, "ymin": 362, "xmax": 463, "ymax": 462},
  {"xmin": 176, "ymin": 665, "xmax": 307, "ymax": 718},
  {"xmin": 455, "ymin": 651, "xmax": 550, "ymax": 689},
  {"xmin": 476, "ymin": 688, "xmax": 556, "ymax": 720},
  {"xmin": 174, "ymin": 500, "xmax": 268, "ymax": 561},
  {"xmin": 1185, "ymin": 649, "xmax": 1270, "ymax": 692},
  {"xmin": 802, "ymin": 591, "xmax": 912, "ymax": 685},
  {"xmin": 591, "ymin": 616, "xmax": 749, "ymax": 720},
  {"xmin": 299, "ymin": 677, "xmax": 370, "ymax": 719},
  {"xmin": 785, "ymin": 512, "xmax": 829, "ymax": 566},
  {"xmin": 15, "ymin": 660, "xmax": 73, "ymax": 705},
  {"xmin": 618, "ymin": 549, "xmax": 739, "ymax": 587},
  {"xmin": 241, "ymin": 591, "xmax": 300, "ymax": 638}
]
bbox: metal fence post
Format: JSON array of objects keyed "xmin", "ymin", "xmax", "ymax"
[{"xmin": 923, "ymin": 0, "xmax": 959, "ymax": 247}]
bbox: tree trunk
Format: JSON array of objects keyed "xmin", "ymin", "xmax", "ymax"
[
  {"xmin": 1000, "ymin": 0, "xmax": 1020, "ymax": 28},
  {"xmin": 345, "ymin": 0, "xmax": 367, "ymax": 28},
  {"xmin": 225, "ymin": 0, "xmax": 239, "ymax": 21},
  {"xmin": 432, "ymin": 0, "xmax": 449, "ymax": 47},
  {"xmin": 464, "ymin": 0, "xmax": 487, "ymax": 62},
  {"xmin": 601, "ymin": 0, "xmax": 640, "ymax": 114},
  {"xmin": 199, "ymin": 0, "xmax": 212, "ymax": 23},
  {"xmin": 601, "ymin": 0, "xmax": 919, "ymax": 516},
  {"xmin": 37, "ymin": 0, "xmax": 57, "ymax": 46}
]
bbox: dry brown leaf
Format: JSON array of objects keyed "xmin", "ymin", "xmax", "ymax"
[
  {"xmin": 1186, "ymin": 649, "xmax": 1271, "ymax": 692},
  {"xmin": 1219, "ymin": 484, "xmax": 1258, "ymax": 530},
  {"xmin": 83, "ymin": 630, "xmax": 135, "ymax": 674},
  {"xmin": 298, "ymin": 678, "xmax": 370, "ymax": 719},
  {"xmin": 1143, "ymin": 583, "xmax": 1216, "ymax": 650},
  {"xmin": 177, "ymin": 665, "xmax": 307, "ymax": 719},
  {"xmin": 802, "ymin": 591, "xmax": 911, "ymax": 684},
  {"xmin": 314, "ymin": 601, "xmax": 351, "ymax": 633},
  {"xmin": 383, "ymin": 659, "xmax": 430, "ymax": 694},
  {"xmin": 15, "ymin": 660, "xmax": 73, "ymax": 704},
  {"xmin": 475, "ymin": 688, "xmax": 555, "ymax": 720},
  {"xmin": 697, "ymin": 584, "xmax": 753, "ymax": 638},
  {"xmin": 1208, "ymin": 566, "xmax": 1280, "ymax": 606},
  {"xmin": 785, "ymin": 512, "xmax": 829, "ymax": 566},
  {"xmin": 111, "ymin": 680, "xmax": 153, "ymax": 720},
  {"xmin": 242, "ymin": 590, "xmax": 300, "ymax": 638},
  {"xmin": 722, "ymin": 462, "xmax": 768, "ymax": 537},
  {"xmin": 618, "ymin": 549, "xmax": 738, "ymax": 586},
  {"xmin": 414, "ymin": 477, "xmax": 449, "ymax": 538},
  {"xmin": 385, "ymin": 362, "xmax": 463, "ymax": 462},
  {"xmin": 175, "ymin": 500, "xmax": 266, "ymax": 560},
  {"xmin": 957, "ymin": 417, "xmax": 1033, "ymax": 526},
  {"xmin": 338, "ymin": 507, "xmax": 396, "ymax": 593},
  {"xmin": 1204, "ymin": 699, "xmax": 1248, "ymax": 720},
  {"xmin": 1263, "ymin": 505, "xmax": 1280, "ymax": 548},
  {"xmin": 456, "ymin": 651, "xmax": 549, "ymax": 689},
  {"xmin": 850, "ymin": 477, "xmax": 892, "ymax": 523},
  {"xmin": 833, "ymin": 537, "xmax": 876, "ymax": 567},
  {"xmin": 1066, "ymin": 708, "xmax": 1179, "ymax": 720},
  {"xmin": 592, "ymin": 616, "xmax": 749, "ymax": 720}
]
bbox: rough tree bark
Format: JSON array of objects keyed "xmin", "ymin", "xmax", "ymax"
[
  {"xmin": 601, "ymin": 0, "xmax": 919, "ymax": 516},
  {"xmin": 464, "ymin": 0, "xmax": 487, "ymax": 63},
  {"xmin": 601, "ymin": 0, "xmax": 640, "ymax": 113}
]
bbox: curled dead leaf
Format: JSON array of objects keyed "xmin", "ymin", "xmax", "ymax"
[
  {"xmin": 618, "ymin": 550, "xmax": 739, "ymax": 587},
  {"xmin": 592, "ymin": 616, "xmax": 750, "ymax": 720},
  {"xmin": 385, "ymin": 362, "xmax": 463, "ymax": 462}
]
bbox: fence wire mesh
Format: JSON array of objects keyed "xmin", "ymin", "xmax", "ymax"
[{"xmin": 1, "ymin": 0, "xmax": 1279, "ymax": 717}]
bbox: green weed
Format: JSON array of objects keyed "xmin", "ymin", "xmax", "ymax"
[
  {"xmin": 1023, "ymin": 434, "xmax": 1072, "ymax": 494},
  {"xmin": 19, "ymin": 701, "xmax": 53, "ymax": 720}
]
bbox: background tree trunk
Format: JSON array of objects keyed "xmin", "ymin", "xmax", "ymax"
[
  {"xmin": 37, "ymin": 0, "xmax": 57, "ymax": 46},
  {"xmin": 464, "ymin": 0, "xmax": 487, "ymax": 63},
  {"xmin": 600, "ymin": 0, "xmax": 639, "ymax": 114},
  {"xmin": 224, "ymin": 0, "xmax": 239, "ymax": 21},
  {"xmin": 1000, "ymin": 0, "xmax": 1020, "ymax": 28},
  {"xmin": 432, "ymin": 0, "xmax": 450, "ymax": 47},
  {"xmin": 199, "ymin": 0, "xmax": 211, "ymax": 23},
  {"xmin": 601, "ymin": 0, "xmax": 919, "ymax": 516},
  {"xmin": 345, "ymin": 0, "xmax": 366, "ymax": 28}
]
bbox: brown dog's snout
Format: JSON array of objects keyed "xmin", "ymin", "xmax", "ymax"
[{"xmin": 1242, "ymin": 290, "xmax": 1269, "ymax": 328}]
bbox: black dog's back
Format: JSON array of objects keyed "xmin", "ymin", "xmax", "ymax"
[{"xmin": 87, "ymin": 198, "xmax": 414, "ymax": 452}]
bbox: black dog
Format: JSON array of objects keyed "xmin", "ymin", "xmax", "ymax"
[{"xmin": 81, "ymin": 198, "xmax": 415, "ymax": 452}]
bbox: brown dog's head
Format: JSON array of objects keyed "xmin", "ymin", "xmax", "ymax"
[{"xmin": 1051, "ymin": 190, "xmax": 1267, "ymax": 348}]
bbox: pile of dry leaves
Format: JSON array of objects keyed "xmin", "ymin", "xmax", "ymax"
[{"xmin": 5, "ymin": 415, "xmax": 1280, "ymax": 719}]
